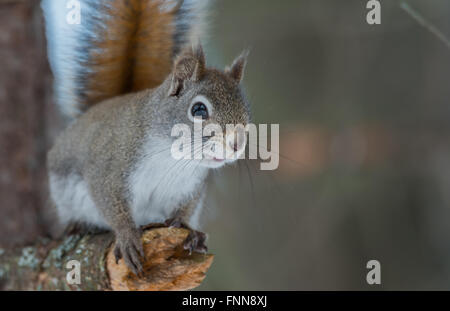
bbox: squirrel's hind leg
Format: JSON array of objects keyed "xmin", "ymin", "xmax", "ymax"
[{"xmin": 63, "ymin": 222, "xmax": 109, "ymax": 236}]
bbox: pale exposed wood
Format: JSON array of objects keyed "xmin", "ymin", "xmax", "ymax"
[{"xmin": 108, "ymin": 227, "xmax": 213, "ymax": 291}]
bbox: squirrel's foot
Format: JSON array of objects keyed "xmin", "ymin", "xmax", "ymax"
[
  {"xmin": 184, "ymin": 230, "xmax": 208, "ymax": 254},
  {"xmin": 114, "ymin": 228, "xmax": 145, "ymax": 277},
  {"xmin": 164, "ymin": 217, "xmax": 189, "ymax": 229},
  {"xmin": 164, "ymin": 217, "xmax": 208, "ymax": 254},
  {"xmin": 63, "ymin": 222, "xmax": 85, "ymax": 236}
]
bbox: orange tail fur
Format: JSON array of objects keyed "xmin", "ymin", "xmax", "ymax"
[{"xmin": 42, "ymin": 0, "xmax": 206, "ymax": 118}]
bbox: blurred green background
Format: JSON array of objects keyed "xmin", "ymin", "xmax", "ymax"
[{"xmin": 199, "ymin": 0, "xmax": 450, "ymax": 290}]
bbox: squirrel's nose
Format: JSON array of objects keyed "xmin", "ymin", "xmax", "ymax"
[
  {"xmin": 227, "ymin": 128, "xmax": 246, "ymax": 153},
  {"xmin": 230, "ymin": 141, "xmax": 238, "ymax": 152}
]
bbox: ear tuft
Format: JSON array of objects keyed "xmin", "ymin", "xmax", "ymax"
[
  {"xmin": 168, "ymin": 44, "xmax": 206, "ymax": 96},
  {"xmin": 226, "ymin": 49, "xmax": 250, "ymax": 83},
  {"xmin": 192, "ymin": 44, "xmax": 206, "ymax": 81}
]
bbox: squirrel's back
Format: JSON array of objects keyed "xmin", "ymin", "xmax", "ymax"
[{"xmin": 42, "ymin": 0, "xmax": 206, "ymax": 118}]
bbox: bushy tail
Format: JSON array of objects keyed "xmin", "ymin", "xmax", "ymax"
[{"xmin": 42, "ymin": 0, "xmax": 206, "ymax": 118}]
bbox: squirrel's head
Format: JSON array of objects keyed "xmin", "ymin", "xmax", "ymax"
[{"xmin": 165, "ymin": 44, "xmax": 250, "ymax": 168}]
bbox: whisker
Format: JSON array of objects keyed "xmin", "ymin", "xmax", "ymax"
[
  {"xmin": 150, "ymin": 143, "xmax": 205, "ymax": 202},
  {"xmin": 246, "ymin": 141, "xmax": 309, "ymax": 169},
  {"xmin": 244, "ymin": 159, "xmax": 257, "ymax": 209}
]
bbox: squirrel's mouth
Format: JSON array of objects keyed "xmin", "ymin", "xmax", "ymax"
[{"xmin": 198, "ymin": 155, "xmax": 228, "ymax": 169}]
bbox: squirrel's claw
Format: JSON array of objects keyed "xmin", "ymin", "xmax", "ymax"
[
  {"xmin": 163, "ymin": 217, "xmax": 208, "ymax": 254},
  {"xmin": 114, "ymin": 230, "xmax": 145, "ymax": 277},
  {"xmin": 114, "ymin": 245, "xmax": 122, "ymax": 264},
  {"xmin": 184, "ymin": 230, "xmax": 208, "ymax": 255},
  {"xmin": 123, "ymin": 245, "xmax": 144, "ymax": 277},
  {"xmin": 165, "ymin": 217, "xmax": 187, "ymax": 229}
]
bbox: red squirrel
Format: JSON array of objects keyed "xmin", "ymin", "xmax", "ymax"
[{"xmin": 42, "ymin": 0, "xmax": 250, "ymax": 275}]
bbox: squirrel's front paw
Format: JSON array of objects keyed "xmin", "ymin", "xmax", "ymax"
[
  {"xmin": 164, "ymin": 218, "xmax": 208, "ymax": 254},
  {"xmin": 114, "ymin": 229, "xmax": 145, "ymax": 276},
  {"xmin": 184, "ymin": 230, "xmax": 208, "ymax": 255}
]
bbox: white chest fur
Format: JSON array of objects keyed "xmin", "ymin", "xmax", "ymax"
[
  {"xmin": 49, "ymin": 137, "xmax": 208, "ymax": 230},
  {"xmin": 127, "ymin": 136, "xmax": 208, "ymax": 227}
]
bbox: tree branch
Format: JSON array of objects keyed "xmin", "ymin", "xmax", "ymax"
[
  {"xmin": 0, "ymin": 227, "xmax": 214, "ymax": 291},
  {"xmin": 399, "ymin": 1, "xmax": 450, "ymax": 50}
]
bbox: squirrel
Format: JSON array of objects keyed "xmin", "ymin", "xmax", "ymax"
[{"xmin": 42, "ymin": 0, "xmax": 250, "ymax": 275}]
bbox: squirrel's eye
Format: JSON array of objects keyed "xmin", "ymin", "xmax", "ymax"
[{"xmin": 191, "ymin": 102, "xmax": 209, "ymax": 120}]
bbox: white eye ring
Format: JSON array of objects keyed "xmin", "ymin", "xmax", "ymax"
[{"xmin": 188, "ymin": 95, "xmax": 214, "ymax": 122}]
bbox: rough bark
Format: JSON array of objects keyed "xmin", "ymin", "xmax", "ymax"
[
  {"xmin": 0, "ymin": 226, "xmax": 214, "ymax": 291},
  {"xmin": 0, "ymin": 0, "xmax": 57, "ymax": 249}
]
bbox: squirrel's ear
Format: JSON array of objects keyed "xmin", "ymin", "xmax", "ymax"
[
  {"xmin": 192, "ymin": 44, "xmax": 206, "ymax": 81},
  {"xmin": 226, "ymin": 50, "xmax": 250, "ymax": 83},
  {"xmin": 169, "ymin": 44, "xmax": 206, "ymax": 97}
]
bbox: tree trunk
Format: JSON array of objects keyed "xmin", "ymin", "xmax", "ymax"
[{"xmin": 0, "ymin": 0, "xmax": 57, "ymax": 248}]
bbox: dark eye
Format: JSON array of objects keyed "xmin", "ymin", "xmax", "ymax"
[{"xmin": 191, "ymin": 102, "xmax": 209, "ymax": 120}]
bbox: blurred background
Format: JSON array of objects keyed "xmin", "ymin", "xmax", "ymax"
[{"xmin": 1, "ymin": 0, "xmax": 450, "ymax": 290}]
